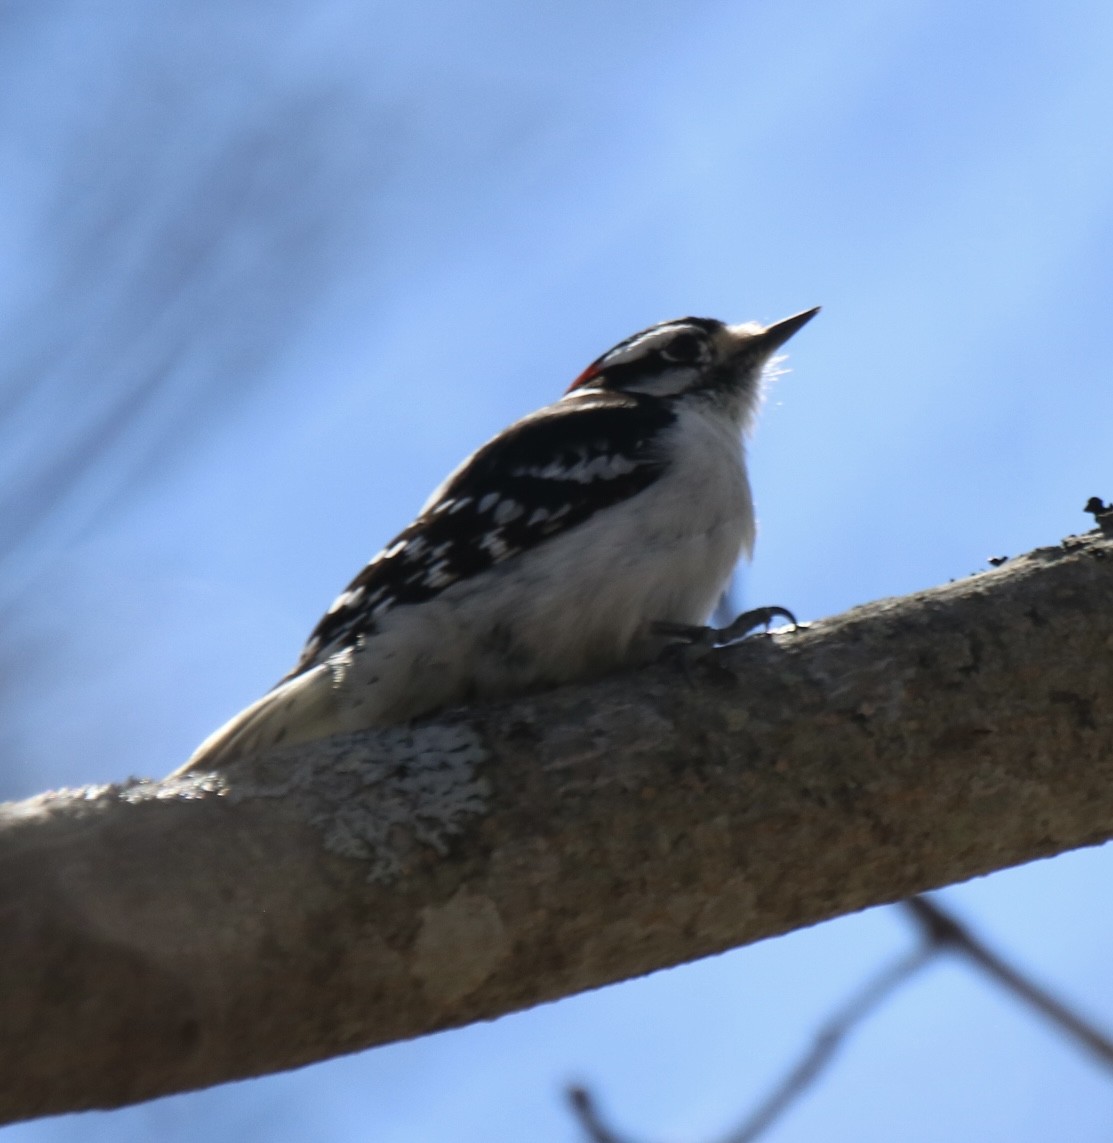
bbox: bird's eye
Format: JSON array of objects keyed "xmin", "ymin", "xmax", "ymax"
[{"xmin": 660, "ymin": 332, "xmax": 704, "ymax": 363}]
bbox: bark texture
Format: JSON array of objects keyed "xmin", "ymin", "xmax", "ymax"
[{"xmin": 2, "ymin": 531, "xmax": 1112, "ymax": 1123}]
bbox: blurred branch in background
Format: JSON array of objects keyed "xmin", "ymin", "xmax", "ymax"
[
  {"xmin": 568, "ymin": 896, "xmax": 1113, "ymax": 1143},
  {"xmin": 0, "ymin": 11, "xmax": 392, "ymax": 794},
  {"xmin": 903, "ymin": 897, "xmax": 1113, "ymax": 1069},
  {"xmin": 0, "ymin": 19, "xmax": 382, "ymax": 608}
]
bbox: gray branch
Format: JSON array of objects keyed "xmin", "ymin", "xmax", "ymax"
[{"xmin": 2, "ymin": 532, "xmax": 1111, "ymax": 1124}]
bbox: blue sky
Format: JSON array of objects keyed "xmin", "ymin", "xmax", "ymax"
[{"xmin": 2, "ymin": 0, "xmax": 1112, "ymax": 1139}]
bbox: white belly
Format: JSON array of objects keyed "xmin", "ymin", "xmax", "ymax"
[
  {"xmin": 179, "ymin": 405, "xmax": 755, "ymax": 769},
  {"xmin": 350, "ymin": 403, "xmax": 753, "ymax": 720}
]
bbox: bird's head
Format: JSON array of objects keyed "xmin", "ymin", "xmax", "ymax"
[{"xmin": 566, "ymin": 307, "xmax": 820, "ymax": 422}]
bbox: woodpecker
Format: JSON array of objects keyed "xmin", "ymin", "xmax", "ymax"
[{"xmin": 178, "ymin": 307, "xmax": 818, "ymax": 772}]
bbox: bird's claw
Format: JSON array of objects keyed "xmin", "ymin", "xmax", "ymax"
[{"xmin": 653, "ymin": 605, "xmax": 797, "ymax": 651}]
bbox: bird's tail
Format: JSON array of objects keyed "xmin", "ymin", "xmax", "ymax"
[{"xmin": 171, "ymin": 664, "xmax": 341, "ymax": 776}]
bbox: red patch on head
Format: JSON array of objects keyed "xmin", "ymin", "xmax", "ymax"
[{"xmin": 565, "ymin": 362, "xmax": 601, "ymax": 394}]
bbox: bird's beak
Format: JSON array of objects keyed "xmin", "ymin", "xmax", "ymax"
[{"xmin": 730, "ymin": 306, "xmax": 821, "ymax": 356}]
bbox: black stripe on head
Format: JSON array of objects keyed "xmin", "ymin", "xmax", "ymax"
[{"xmin": 569, "ymin": 317, "xmax": 726, "ymax": 395}]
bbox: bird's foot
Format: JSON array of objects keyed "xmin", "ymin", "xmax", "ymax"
[{"xmin": 653, "ymin": 605, "xmax": 798, "ymax": 660}]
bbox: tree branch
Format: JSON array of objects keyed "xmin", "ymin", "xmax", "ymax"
[
  {"xmin": 903, "ymin": 896, "xmax": 1113, "ymax": 1066},
  {"xmin": 2, "ymin": 531, "xmax": 1111, "ymax": 1124},
  {"xmin": 567, "ymin": 945, "xmax": 934, "ymax": 1143}
]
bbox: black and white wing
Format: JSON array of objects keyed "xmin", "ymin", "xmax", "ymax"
[{"xmin": 279, "ymin": 390, "xmax": 676, "ymax": 683}]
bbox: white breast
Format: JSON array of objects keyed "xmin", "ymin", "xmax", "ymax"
[
  {"xmin": 344, "ymin": 402, "xmax": 754, "ymax": 722},
  {"xmin": 179, "ymin": 403, "xmax": 756, "ymax": 768}
]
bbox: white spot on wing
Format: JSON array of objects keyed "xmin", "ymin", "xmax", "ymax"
[
  {"xmin": 423, "ymin": 560, "xmax": 456, "ymax": 589},
  {"xmin": 327, "ymin": 587, "xmax": 363, "ymax": 614},
  {"xmin": 512, "ymin": 454, "xmax": 638, "ymax": 483},
  {"xmin": 494, "ymin": 499, "xmax": 523, "ymax": 524},
  {"xmin": 479, "ymin": 531, "xmax": 511, "ymax": 559}
]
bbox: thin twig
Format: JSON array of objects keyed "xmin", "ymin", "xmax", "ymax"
[
  {"xmin": 567, "ymin": 1085, "xmax": 639, "ymax": 1143},
  {"xmin": 567, "ymin": 938, "xmax": 942, "ymax": 1143},
  {"xmin": 718, "ymin": 941, "xmax": 939, "ymax": 1143},
  {"xmin": 568, "ymin": 893, "xmax": 1113, "ymax": 1143},
  {"xmin": 903, "ymin": 896, "xmax": 1113, "ymax": 1069}
]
